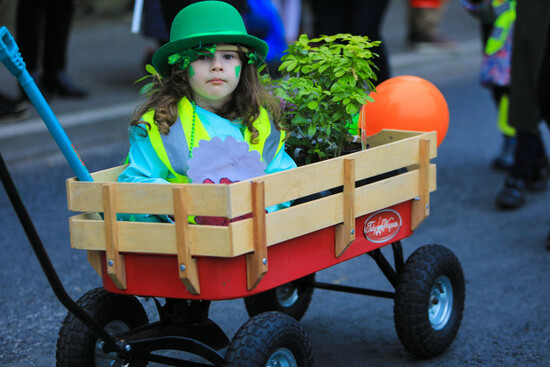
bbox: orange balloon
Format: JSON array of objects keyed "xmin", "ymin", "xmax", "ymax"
[{"xmin": 360, "ymin": 75, "xmax": 449, "ymax": 147}]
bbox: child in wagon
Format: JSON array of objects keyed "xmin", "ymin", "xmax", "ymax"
[{"xmin": 118, "ymin": 1, "xmax": 296, "ymax": 223}]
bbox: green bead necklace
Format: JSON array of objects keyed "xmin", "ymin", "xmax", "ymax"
[{"xmin": 189, "ymin": 100, "xmax": 197, "ymax": 158}]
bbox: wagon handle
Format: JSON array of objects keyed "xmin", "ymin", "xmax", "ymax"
[
  {"xmin": 0, "ymin": 26, "xmax": 93, "ymax": 182},
  {"xmin": 0, "ymin": 28, "xmax": 120, "ymax": 353}
]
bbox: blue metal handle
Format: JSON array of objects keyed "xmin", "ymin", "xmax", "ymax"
[{"xmin": 0, "ymin": 26, "xmax": 93, "ymax": 182}]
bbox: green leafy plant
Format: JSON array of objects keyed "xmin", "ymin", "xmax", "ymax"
[{"xmin": 272, "ymin": 33, "xmax": 380, "ymax": 164}]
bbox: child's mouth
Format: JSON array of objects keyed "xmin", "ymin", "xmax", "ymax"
[{"xmin": 208, "ymin": 79, "xmax": 225, "ymax": 85}]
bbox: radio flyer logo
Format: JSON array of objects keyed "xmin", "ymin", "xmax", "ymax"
[{"xmin": 363, "ymin": 209, "xmax": 402, "ymax": 243}]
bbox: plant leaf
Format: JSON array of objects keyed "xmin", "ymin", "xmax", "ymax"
[
  {"xmin": 307, "ymin": 124, "xmax": 316, "ymax": 137},
  {"xmin": 307, "ymin": 101, "xmax": 319, "ymax": 110}
]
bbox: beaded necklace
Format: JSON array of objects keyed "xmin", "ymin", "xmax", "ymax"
[{"xmin": 189, "ymin": 100, "xmax": 197, "ymax": 157}]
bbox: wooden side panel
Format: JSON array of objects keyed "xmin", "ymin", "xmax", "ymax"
[
  {"xmin": 67, "ymin": 131, "xmax": 438, "ymax": 261},
  {"xmin": 69, "ymin": 164, "xmax": 435, "ymax": 258},
  {"xmin": 67, "ymin": 131, "xmax": 437, "ymax": 219}
]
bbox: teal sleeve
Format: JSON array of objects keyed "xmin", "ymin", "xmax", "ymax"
[{"xmin": 118, "ymin": 125, "xmax": 172, "ymax": 184}]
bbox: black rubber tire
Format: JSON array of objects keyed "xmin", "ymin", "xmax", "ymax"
[
  {"xmin": 394, "ymin": 244, "xmax": 465, "ymax": 358},
  {"xmin": 244, "ymin": 274, "xmax": 315, "ymax": 321},
  {"xmin": 224, "ymin": 311, "xmax": 313, "ymax": 367},
  {"xmin": 56, "ymin": 288, "xmax": 149, "ymax": 367}
]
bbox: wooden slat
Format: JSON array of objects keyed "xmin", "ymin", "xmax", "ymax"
[
  {"xmin": 246, "ymin": 181, "xmax": 268, "ymax": 290},
  {"xmin": 68, "ymin": 181, "xmax": 231, "ymax": 216},
  {"xmin": 91, "ymin": 165, "xmax": 128, "ymax": 182},
  {"xmin": 335, "ymin": 158, "xmax": 356, "ymax": 257},
  {"xmin": 365, "ymin": 129, "xmax": 426, "ymax": 148},
  {"xmin": 69, "ymin": 215, "xmax": 236, "ymax": 256},
  {"xmin": 102, "ymin": 184, "xmax": 126, "ymax": 289},
  {"xmin": 411, "ymin": 138, "xmax": 430, "ymax": 230},
  {"xmin": 173, "ymin": 187, "xmax": 200, "ymax": 294}
]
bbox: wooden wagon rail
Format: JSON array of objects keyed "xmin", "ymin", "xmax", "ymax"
[{"xmin": 67, "ymin": 130, "xmax": 437, "ymax": 294}]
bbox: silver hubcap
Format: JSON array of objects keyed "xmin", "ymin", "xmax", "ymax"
[
  {"xmin": 428, "ymin": 275, "xmax": 453, "ymax": 330},
  {"xmin": 266, "ymin": 347, "xmax": 297, "ymax": 367},
  {"xmin": 276, "ymin": 284, "xmax": 299, "ymax": 308},
  {"xmin": 95, "ymin": 320, "xmax": 130, "ymax": 367}
]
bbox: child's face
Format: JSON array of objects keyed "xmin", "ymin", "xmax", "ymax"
[{"xmin": 188, "ymin": 46, "xmax": 243, "ymax": 112}]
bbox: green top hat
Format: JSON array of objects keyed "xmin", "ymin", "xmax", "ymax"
[{"xmin": 152, "ymin": 1, "xmax": 268, "ymax": 78}]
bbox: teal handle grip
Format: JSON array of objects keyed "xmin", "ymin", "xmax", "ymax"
[{"xmin": 0, "ymin": 26, "xmax": 94, "ymax": 182}]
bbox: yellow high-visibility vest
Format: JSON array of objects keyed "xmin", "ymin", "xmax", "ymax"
[{"xmin": 143, "ymin": 97, "xmax": 285, "ymax": 183}]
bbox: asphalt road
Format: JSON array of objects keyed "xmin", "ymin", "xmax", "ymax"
[{"xmin": 1, "ymin": 2, "xmax": 550, "ymax": 366}]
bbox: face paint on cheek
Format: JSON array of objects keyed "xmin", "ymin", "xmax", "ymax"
[
  {"xmin": 188, "ymin": 65, "xmax": 195, "ymax": 78},
  {"xmin": 235, "ymin": 65, "xmax": 241, "ymax": 79}
]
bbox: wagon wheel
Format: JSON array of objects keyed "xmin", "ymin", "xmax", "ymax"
[
  {"xmin": 394, "ymin": 244, "xmax": 465, "ymax": 358},
  {"xmin": 224, "ymin": 311, "xmax": 313, "ymax": 367},
  {"xmin": 244, "ymin": 273, "xmax": 315, "ymax": 321},
  {"xmin": 56, "ymin": 287, "xmax": 149, "ymax": 367}
]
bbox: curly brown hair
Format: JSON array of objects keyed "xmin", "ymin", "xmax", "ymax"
[{"xmin": 130, "ymin": 47, "xmax": 282, "ymax": 144}]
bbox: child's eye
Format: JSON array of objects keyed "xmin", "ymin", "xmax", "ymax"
[
  {"xmin": 223, "ymin": 53, "xmax": 235, "ymax": 60},
  {"xmin": 196, "ymin": 55, "xmax": 210, "ymax": 61}
]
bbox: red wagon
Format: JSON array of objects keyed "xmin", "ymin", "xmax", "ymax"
[{"xmin": 53, "ymin": 129, "xmax": 465, "ymax": 366}]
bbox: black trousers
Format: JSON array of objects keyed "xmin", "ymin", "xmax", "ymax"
[
  {"xmin": 159, "ymin": 0, "xmax": 248, "ymax": 35},
  {"xmin": 311, "ymin": 0, "xmax": 391, "ymax": 83},
  {"xmin": 508, "ymin": 0, "xmax": 550, "ymax": 179},
  {"xmin": 16, "ymin": 0, "xmax": 74, "ymax": 74},
  {"xmin": 537, "ymin": 5, "xmax": 550, "ymax": 124}
]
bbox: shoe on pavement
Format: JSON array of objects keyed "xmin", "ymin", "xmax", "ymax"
[
  {"xmin": 496, "ymin": 175, "xmax": 526, "ymax": 209},
  {"xmin": 409, "ymin": 36, "xmax": 457, "ymax": 54},
  {"xmin": 0, "ymin": 95, "xmax": 30, "ymax": 124},
  {"xmin": 40, "ymin": 71, "xmax": 88, "ymax": 98}
]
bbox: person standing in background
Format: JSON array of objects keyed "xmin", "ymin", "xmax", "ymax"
[
  {"xmin": 0, "ymin": 0, "xmax": 29, "ymax": 123},
  {"xmin": 16, "ymin": 0, "xmax": 88, "ymax": 98},
  {"xmin": 531, "ymin": 2, "xmax": 550, "ymax": 250},
  {"xmin": 272, "ymin": 0, "xmax": 301, "ymax": 45},
  {"xmin": 311, "ymin": 0, "xmax": 391, "ymax": 83},
  {"xmin": 408, "ymin": 0, "xmax": 456, "ymax": 53},
  {"xmin": 461, "ymin": 0, "xmax": 516, "ymax": 171},
  {"xmin": 495, "ymin": 0, "xmax": 550, "ymax": 215},
  {"xmin": 159, "ymin": 0, "xmax": 247, "ymax": 31},
  {"xmin": 141, "ymin": 0, "xmax": 170, "ymax": 68}
]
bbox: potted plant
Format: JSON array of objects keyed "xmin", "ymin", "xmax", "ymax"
[{"xmin": 270, "ymin": 33, "xmax": 381, "ymax": 165}]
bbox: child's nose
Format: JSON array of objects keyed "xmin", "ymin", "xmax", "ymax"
[{"xmin": 210, "ymin": 54, "xmax": 224, "ymax": 70}]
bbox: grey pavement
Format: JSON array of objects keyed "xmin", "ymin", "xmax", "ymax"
[{"xmin": 0, "ymin": 1, "xmax": 481, "ymax": 163}]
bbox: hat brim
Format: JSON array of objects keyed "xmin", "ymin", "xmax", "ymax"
[{"xmin": 152, "ymin": 33, "xmax": 268, "ymax": 78}]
